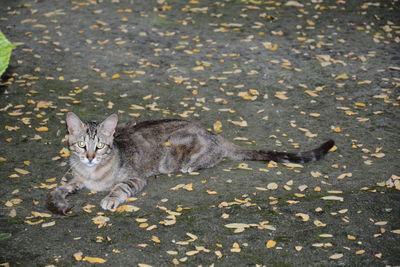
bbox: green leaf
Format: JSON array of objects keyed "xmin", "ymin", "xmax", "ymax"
[
  {"xmin": 0, "ymin": 233, "xmax": 12, "ymax": 241},
  {"xmin": 0, "ymin": 31, "xmax": 15, "ymax": 77}
]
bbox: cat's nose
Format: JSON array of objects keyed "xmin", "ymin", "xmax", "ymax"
[{"xmin": 87, "ymin": 153, "xmax": 95, "ymax": 161}]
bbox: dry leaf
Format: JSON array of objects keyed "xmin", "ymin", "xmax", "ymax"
[
  {"xmin": 266, "ymin": 240, "xmax": 276, "ymax": 248},
  {"xmin": 267, "ymin": 182, "xmax": 278, "ymax": 190},
  {"xmin": 74, "ymin": 252, "xmax": 83, "ymax": 261},
  {"xmin": 337, "ymin": 173, "xmax": 352, "ymax": 179},
  {"xmin": 115, "ymin": 204, "xmax": 140, "ymax": 212},
  {"xmin": 14, "ymin": 168, "xmax": 30, "ymax": 175},
  {"xmin": 329, "ymin": 253, "xmax": 343, "ymax": 260},
  {"xmin": 321, "ymin": 196, "xmax": 344, "ymax": 201},
  {"xmin": 284, "ymin": 1, "xmax": 304, "ymax": 7},
  {"xmin": 295, "ymin": 213, "xmax": 310, "ymax": 222},
  {"xmin": 92, "ymin": 215, "xmax": 110, "ymax": 228},
  {"xmin": 35, "ymin": 126, "xmax": 49, "ymax": 132},
  {"xmin": 213, "ymin": 121, "xmax": 223, "ymax": 133},
  {"xmin": 41, "ymin": 221, "xmax": 56, "ymax": 228},
  {"xmin": 83, "ymin": 256, "xmax": 107, "ymax": 263}
]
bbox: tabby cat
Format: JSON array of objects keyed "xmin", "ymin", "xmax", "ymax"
[{"xmin": 46, "ymin": 112, "xmax": 334, "ymax": 214}]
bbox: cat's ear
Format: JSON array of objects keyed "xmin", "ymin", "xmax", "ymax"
[
  {"xmin": 99, "ymin": 114, "xmax": 118, "ymax": 136},
  {"xmin": 66, "ymin": 112, "xmax": 84, "ymax": 135}
]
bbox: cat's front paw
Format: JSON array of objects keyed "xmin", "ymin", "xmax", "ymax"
[
  {"xmin": 100, "ymin": 196, "xmax": 122, "ymax": 210},
  {"xmin": 46, "ymin": 191, "xmax": 73, "ymax": 215}
]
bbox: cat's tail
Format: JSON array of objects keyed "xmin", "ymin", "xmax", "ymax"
[{"xmin": 222, "ymin": 139, "xmax": 335, "ymax": 164}]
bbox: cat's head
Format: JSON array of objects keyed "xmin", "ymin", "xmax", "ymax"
[{"xmin": 66, "ymin": 112, "xmax": 118, "ymax": 167}]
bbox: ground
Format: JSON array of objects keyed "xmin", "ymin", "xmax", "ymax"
[{"xmin": 0, "ymin": 0, "xmax": 399, "ymax": 266}]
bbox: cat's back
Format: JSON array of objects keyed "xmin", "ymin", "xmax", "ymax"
[
  {"xmin": 115, "ymin": 119, "xmax": 195, "ymax": 138},
  {"xmin": 114, "ymin": 119, "xmax": 209, "ymax": 148}
]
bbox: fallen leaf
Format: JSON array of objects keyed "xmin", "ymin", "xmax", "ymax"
[
  {"xmin": 337, "ymin": 173, "xmax": 352, "ymax": 179},
  {"xmin": 14, "ymin": 168, "xmax": 30, "ymax": 175},
  {"xmin": 284, "ymin": 1, "xmax": 304, "ymax": 7},
  {"xmin": 335, "ymin": 73, "xmax": 349, "ymax": 80},
  {"xmin": 35, "ymin": 126, "xmax": 49, "ymax": 132},
  {"xmin": 74, "ymin": 252, "xmax": 83, "ymax": 261},
  {"xmin": 266, "ymin": 240, "xmax": 276, "ymax": 248},
  {"xmin": 321, "ymin": 196, "xmax": 344, "ymax": 201},
  {"xmin": 83, "ymin": 256, "xmax": 107, "ymax": 263},
  {"xmin": 295, "ymin": 213, "xmax": 310, "ymax": 222},
  {"xmin": 92, "ymin": 215, "xmax": 110, "ymax": 228},
  {"xmin": 267, "ymin": 182, "xmax": 278, "ymax": 190},
  {"xmin": 213, "ymin": 121, "xmax": 223, "ymax": 133},
  {"xmin": 41, "ymin": 221, "xmax": 56, "ymax": 228},
  {"xmin": 329, "ymin": 253, "xmax": 343, "ymax": 260}
]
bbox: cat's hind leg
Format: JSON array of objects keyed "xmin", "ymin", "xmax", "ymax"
[{"xmin": 100, "ymin": 177, "xmax": 147, "ymax": 210}]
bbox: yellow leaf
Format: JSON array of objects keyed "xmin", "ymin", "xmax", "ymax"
[
  {"xmin": 229, "ymin": 120, "xmax": 248, "ymax": 127},
  {"xmin": 116, "ymin": 204, "xmax": 140, "ymax": 212},
  {"xmin": 329, "ymin": 253, "xmax": 343, "ymax": 260},
  {"xmin": 92, "ymin": 215, "xmax": 110, "ymax": 228},
  {"xmin": 74, "ymin": 252, "xmax": 83, "ymax": 261},
  {"xmin": 356, "ymin": 250, "xmax": 365, "ymax": 255},
  {"xmin": 266, "ymin": 240, "xmax": 276, "ymax": 248},
  {"xmin": 42, "ymin": 221, "xmax": 56, "ymax": 228},
  {"xmin": 319, "ymin": 234, "xmax": 333, "ymax": 238},
  {"xmin": 337, "ymin": 172, "xmax": 352, "ymax": 179},
  {"xmin": 151, "ymin": 235, "xmax": 161, "ymax": 243},
  {"xmin": 335, "ymin": 73, "xmax": 349, "ymax": 80},
  {"xmin": 83, "ymin": 256, "xmax": 107, "ymax": 263},
  {"xmin": 186, "ymin": 250, "xmax": 199, "ymax": 256},
  {"xmin": 183, "ymin": 183, "xmax": 193, "ymax": 191},
  {"xmin": 111, "ymin": 74, "xmax": 120, "ymax": 79},
  {"xmin": 59, "ymin": 147, "xmax": 70, "ymax": 157},
  {"xmin": 192, "ymin": 66, "xmax": 204, "ymax": 71},
  {"xmin": 213, "ymin": 121, "xmax": 223, "ymax": 133},
  {"xmin": 347, "ymin": 235, "xmax": 356, "ymax": 240},
  {"xmin": 14, "ymin": 168, "xmax": 30, "ymax": 175},
  {"xmin": 274, "ymin": 91, "xmax": 288, "ymax": 100},
  {"xmin": 267, "ymin": 182, "xmax": 278, "ymax": 190},
  {"xmin": 31, "ymin": 211, "xmax": 52, "ymax": 218},
  {"xmin": 36, "ymin": 101, "xmax": 53, "ymax": 109},
  {"xmin": 225, "ymin": 223, "xmax": 250, "ymax": 229},
  {"xmin": 304, "ymin": 90, "xmax": 319, "ymax": 97},
  {"xmin": 138, "ymin": 264, "xmax": 153, "ymax": 267},
  {"xmin": 262, "ymin": 42, "xmax": 279, "ymax": 51},
  {"xmin": 295, "ymin": 213, "xmax": 310, "ymax": 222},
  {"xmin": 36, "ymin": 126, "xmax": 49, "ymax": 132},
  {"xmin": 331, "ymin": 126, "xmax": 341, "ymax": 132},
  {"xmin": 321, "ymin": 196, "xmax": 344, "ymax": 201},
  {"xmin": 25, "ymin": 219, "xmax": 44, "ymax": 225},
  {"xmin": 371, "ymin": 152, "xmax": 385, "ymax": 158},
  {"xmin": 267, "ymin": 161, "xmax": 278, "ymax": 167}
]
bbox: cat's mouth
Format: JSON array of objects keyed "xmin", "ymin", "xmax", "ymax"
[
  {"xmin": 85, "ymin": 162, "xmax": 97, "ymax": 167},
  {"xmin": 82, "ymin": 159, "xmax": 98, "ymax": 167}
]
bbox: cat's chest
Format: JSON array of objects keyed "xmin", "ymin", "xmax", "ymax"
[{"xmin": 74, "ymin": 165, "xmax": 116, "ymax": 191}]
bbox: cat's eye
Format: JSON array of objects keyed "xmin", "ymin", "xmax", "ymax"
[
  {"xmin": 77, "ymin": 141, "xmax": 86, "ymax": 148},
  {"xmin": 96, "ymin": 142, "xmax": 105, "ymax": 149}
]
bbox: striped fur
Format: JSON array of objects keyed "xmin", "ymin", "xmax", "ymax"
[{"xmin": 47, "ymin": 113, "xmax": 335, "ymax": 214}]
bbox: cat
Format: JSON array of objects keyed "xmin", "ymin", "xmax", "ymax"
[{"xmin": 46, "ymin": 112, "xmax": 335, "ymax": 214}]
